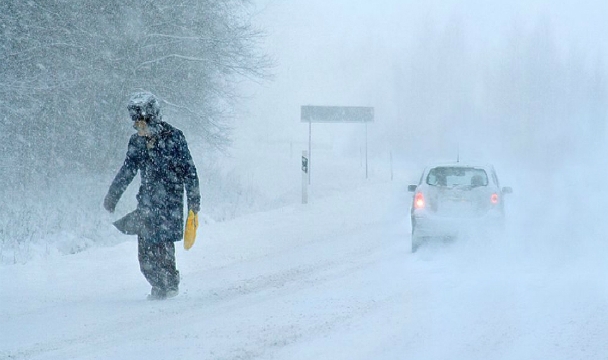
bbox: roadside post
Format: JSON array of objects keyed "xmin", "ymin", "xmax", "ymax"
[{"xmin": 302, "ymin": 150, "xmax": 309, "ymax": 204}]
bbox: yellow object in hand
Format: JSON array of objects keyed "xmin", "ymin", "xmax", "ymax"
[{"xmin": 184, "ymin": 210, "xmax": 198, "ymax": 250}]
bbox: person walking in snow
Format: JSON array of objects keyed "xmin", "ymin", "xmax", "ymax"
[{"xmin": 104, "ymin": 92, "xmax": 200, "ymax": 300}]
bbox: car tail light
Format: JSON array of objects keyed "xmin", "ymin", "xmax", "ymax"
[
  {"xmin": 491, "ymin": 193, "xmax": 499, "ymax": 204},
  {"xmin": 414, "ymin": 192, "xmax": 425, "ymax": 209}
]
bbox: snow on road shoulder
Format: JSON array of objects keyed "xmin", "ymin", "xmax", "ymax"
[{"xmin": 2, "ymin": 178, "xmax": 608, "ymax": 360}]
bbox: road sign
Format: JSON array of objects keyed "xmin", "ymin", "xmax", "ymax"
[
  {"xmin": 300, "ymin": 106, "xmax": 374, "ymax": 123},
  {"xmin": 302, "ymin": 150, "xmax": 309, "ymax": 204},
  {"xmin": 301, "ymin": 155, "xmax": 309, "ymax": 174}
]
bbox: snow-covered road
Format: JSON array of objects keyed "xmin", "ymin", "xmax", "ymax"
[{"xmin": 2, "ymin": 181, "xmax": 608, "ymax": 360}]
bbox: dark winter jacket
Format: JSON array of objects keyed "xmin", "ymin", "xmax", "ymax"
[{"xmin": 105, "ymin": 121, "xmax": 200, "ymax": 243}]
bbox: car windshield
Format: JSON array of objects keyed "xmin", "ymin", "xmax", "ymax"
[{"xmin": 426, "ymin": 167, "xmax": 488, "ymax": 187}]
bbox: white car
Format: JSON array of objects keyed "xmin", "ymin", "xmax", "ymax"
[{"xmin": 408, "ymin": 163, "xmax": 512, "ymax": 252}]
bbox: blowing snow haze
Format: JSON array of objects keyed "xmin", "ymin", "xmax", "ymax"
[
  {"xmin": 2, "ymin": 1, "xmax": 608, "ymax": 359},
  {"xmin": 238, "ymin": 0, "xmax": 608, "ymax": 272},
  {"xmin": 246, "ymin": 0, "xmax": 608, "ymax": 169}
]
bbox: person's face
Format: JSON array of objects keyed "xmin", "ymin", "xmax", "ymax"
[
  {"xmin": 129, "ymin": 104, "xmax": 151, "ymax": 136},
  {"xmin": 133, "ymin": 119, "xmax": 150, "ymax": 137}
]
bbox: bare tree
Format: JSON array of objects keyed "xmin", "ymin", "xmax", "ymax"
[{"xmin": 0, "ymin": 0, "xmax": 272, "ymax": 183}]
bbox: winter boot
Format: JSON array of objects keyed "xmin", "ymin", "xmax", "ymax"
[
  {"xmin": 165, "ymin": 287, "xmax": 179, "ymax": 299},
  {"xmin": 147, "ymin": 287, "xmax": 166, "ymax": 300}
]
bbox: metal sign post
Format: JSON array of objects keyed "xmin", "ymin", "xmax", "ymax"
[
  {"xmin": 365, "ymin": 120, "xmax": 368, "ymax": 179},
  {"xmin": 302, "ymin": 150, "xmax": 309, "ymax": 204},
  {"xmin": 308, "ymin": 118, "xmax": 312, "ymax": 184},
  {"xmin": 300, "ymin": 105, "xmax": 374, "ymax": 183}
]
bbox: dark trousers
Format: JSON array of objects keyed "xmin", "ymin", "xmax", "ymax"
[{"xmin": 137, "ymin": 236, "xmax": 180, "ymax": 291}]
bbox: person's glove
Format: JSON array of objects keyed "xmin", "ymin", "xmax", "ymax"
[
  {"xmin": 184, "ymin": 209, "xmax": 198, "ymax": 250},
  {"xmin": 104, "ymin": 193, "xmax": 117, "ymax": 213}
]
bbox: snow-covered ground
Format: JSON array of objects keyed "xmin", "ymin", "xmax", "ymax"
[{"xmin": 2, "ymin": 167, "xmax": 608, "ymax": 359}]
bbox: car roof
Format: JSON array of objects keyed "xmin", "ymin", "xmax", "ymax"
[{"xmin": 423, "ymin": 163, "xmax": 495, "ymax": 173}]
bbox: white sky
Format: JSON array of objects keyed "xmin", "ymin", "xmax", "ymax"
[{"xmin": 240, "ymin": 0, "xmax": 608, "ymax": 152}]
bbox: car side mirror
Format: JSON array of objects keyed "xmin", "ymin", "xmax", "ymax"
[
  {"xmin": 408, "ymin": 185, "xmax": 417, "ymax": 192},
  {"xmin": 502, "ymin": 186, "xmax": 513, "ymax": 194}
]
